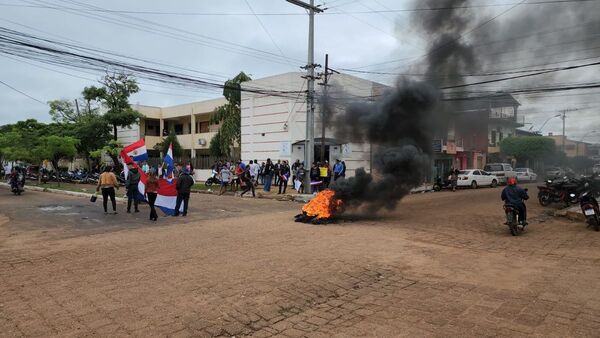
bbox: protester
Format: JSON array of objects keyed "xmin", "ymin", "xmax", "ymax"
[
  {"xmin": 450, "ymin": 167, "xmax": 459, "ymax": 192},
  {"xmin": 258, "ymin": 162, "xmax": 266, "ymax": 185},
  {"xmin": 240, "ymin": 166, "xmax": 255, "ymax": 198},
  {"xmin": 173, "ymin": 162, "xmax": 183, "ymax": 178},
  {"xmin": 141, "ymin": 161, "xmax": 150, "ymax": 174},
  {"xmin": 145, "ymin": 171, "xmax": 160, "ymax": 221},
  {"xmin": 174, "ymin": 168, "xmax": 195, "ymax": 217},
  {"xmin": 333, "ymin": 159, "xmax": 344, "ymax": 181},
  {"xmin": 96, "ymin": 166, "xmax": 119, "ymax": 215},
  {"xmin": 295, "ymin": 163, "xmax": 306, "ymax": 194},
  {"xmin": 291, "ymin": 159, "xmax": 301, "ymax": 185},
  {"xmin": 319, "ymin": 161, "xmax": 329, "ymax": 188},
  {"xmin": 340, "ymin": 161, "xmax": 346, "ymax": 179},
  {"xmin": 234, "ymin": 161, "xmax": 245, "ymax": 192},
  {"xmin": 310, "ymin": 162, "xmax": 321, "ymax": 193},
  {"xmin": 263, "ymin": 158, "xmax": 274, "ymax": 192},
  {"xmin": 219, "ymin": 165, "xmax": 231, "ymax": 196},
  {"xmin": 249, "ymin": 160, "xmax": 260, "ymax": 186},
  {"xmin": 186, "ymin": 161, "xmax": 194, "ymax": 175},
  {"xmin": 278, "ymin": 160, "xmax": 291, "ymax": 194},
  {"xmin": 125, "ymin": 162, "xmax": 141, "ymax": 213}
]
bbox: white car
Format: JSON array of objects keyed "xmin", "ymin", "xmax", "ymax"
[
  {"xmin": 456, "ymin": 169, "xmax": 499, "ymax": 189},
  {"xmin": 516, "ymin": 168, "xmax": 537, "ymax": 182}
]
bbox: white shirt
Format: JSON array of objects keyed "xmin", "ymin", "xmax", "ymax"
[{"xmin": 249, "ymin": 163, "xmax": 260, "ymax": 177}]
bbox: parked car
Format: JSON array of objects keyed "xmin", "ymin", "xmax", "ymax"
[
  {"xmin": 545, "ymin": 166, "xmax": 565, "ymax": 179},
  {"xmin": 456, "ymin": 169, "xmax": 499, "ymax": 189},
  {"xmin": 593, "ymin": 164, "xmax": 600, "ymax": 175},
  {"xmin": 516, "ymin": 168, "xmax": 537, "ymax": 182},
  {"xmin": 483, "ymin": 163, "xmax": 516, "ymax": 185}
]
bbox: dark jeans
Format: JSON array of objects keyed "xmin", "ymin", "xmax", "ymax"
[
  {"xmin": 515, "ymin": 202, "xmax": 527, "ymax": 223},
  {"xmin": 174, "ymin": 192, "xmax": 190, "ymax": 216},
  {"xmin": 101, "ymin": 187, "xmax": 116, "ymax": 212},
  {"xmin": 147, "ymin": 192, "xmax": 158, "ymax": 220},
  {"xmin": 278, "ymin": 178, "xmax": 288, "ymax": 194},
  {"xmin": 241, "ymin": 181, "xmax": 255, "ymax": 197},
  {"xmin": 126, "ymin": 187, "xmax": 139, "ymax": 212},
  {"xmin": 263, "ymin": 174, "xmax": 272, "ymax": 192}
]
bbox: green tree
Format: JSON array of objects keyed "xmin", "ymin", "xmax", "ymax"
[
  {"xmin": 34, "ymin": 135, "xmax": 79, "ymax": 172},
  {"xmin": 85, "ymin": 72, "xmax": 142, "ymax": 140},
  {"xmin": 154, "ymin": 127, "xmax": 183, "ymax": 158},
  {"xmin": 48, "ymin": 98, "xmax": 111, "ymax": 168},
  {"xmin": 500, "ymin": 136, "xmax": 556, "ymax": 166},
  {"xmin": 209, "ymin": 71, "xmax": 251, "ymax": 157},
  {"xmin": 90, "ymin": 139, "xmax": 122, "ymax": 165}
]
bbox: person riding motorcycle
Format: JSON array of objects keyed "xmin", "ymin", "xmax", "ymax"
[
  {"xmin": 9, "ymin": 167, "xmax": 25, "ymax": 192},
  {"xmin": 501, "ymin": 177, "xmax": 529, "ymax": 227}
]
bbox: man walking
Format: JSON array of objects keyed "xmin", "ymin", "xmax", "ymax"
[
  {"xmin": 125, "ymin": 162, "xmax": 141, "ymax": 213},
  {"xmin": 278, "ymin": 160, "xmax": 291, "ymax": 194},
  {"xmin": 174, "ymin": 168, "xmax": 195, "ymax": 217},
  {"xmin": 249, "ymin": 160, "xmax": 260, "ymax": 186}
]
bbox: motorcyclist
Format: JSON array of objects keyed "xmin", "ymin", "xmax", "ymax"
[
  {"xmin": 9, "ymin": 167, "xmax": 25, "ymax": 191},
  {"xmin": 501, "ymin": 177, "xmax": 529, "ymax": 227}
]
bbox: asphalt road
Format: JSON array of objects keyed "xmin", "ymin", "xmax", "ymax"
[{"xmin": 1, "ymin": 184, "xmax": 599, "ymax": 337}]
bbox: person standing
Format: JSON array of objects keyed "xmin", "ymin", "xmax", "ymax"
[
  {"xmin": 219, "ymin": 165, "xmax": 231, "ymax": 196},
  {"xmin": 125, "ymin": 162, "xmax": 141, "ymax": 213},
  {"xmin": 141, "ymin": 161, "xmax": 150, "ymax": 174},
  {"xmin": 174, "ymin": 168, "xmax": 195, "ymax": 217},
  {"xmin": 96, "ymin": 166, "xmax": 119, "ymax": 214},
  {"xmin": 145, "ymin": 171, "xmax": 159, "ymax": 221},
  {"xmin": 450, "ymin": 167, "xmax": 459, "ymax": 192},
  {"xmin": 258, "ymin": 162, "xmax": 265, "ymax": 185},
  {"xmin": 340, "ymin": 160, "xmax": 346, "ymax": 179},
  {"xmin": 319, "ymin": 162, "xmax": 329, "ymax": 189},
  {"xmin": 310, "ymin": 162, "xmax": 321, "ymax": 193},
  {"xmin": 333, "ymin": 159, "xmax": 344, "ymax": 181},
  {"xmin": 278, "ymin": 160, "xmax": 291, "ymax": 194},
  {"xmin": 291, "ymin": 159, "xmax": 300, "ymax": 186},
  {"xmin": 263, "ymin": 158, "xmax": 274, "ymax": 192},
  {"xmin": 295, "ymin": 163, "xmax": 306, "ymax": 194},
  {"xmin": 273, "ymin": 160, "xmax": 281, "ymax": 187}
]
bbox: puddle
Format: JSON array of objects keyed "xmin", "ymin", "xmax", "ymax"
[{"xmin": 38, "ymin": 205, "xmax": 73, "ymax": 212}]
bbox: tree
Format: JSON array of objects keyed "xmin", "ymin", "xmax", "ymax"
[
  {"xmin": 85, "ymin": 72, "xmax": 142, "ymax": 140},
  {"xmin": 154, "ymin": 127, "xmax": 183, "ymax": 158},
  {"xmin": 34, "ymin": 135, "xmax": 79, "ymax": 171},
  {"xmin": 48, "ymin": 98, "xmax": 111, "ymax": 168},
  {"xmin": 500, "ymin": 136, "xmax": 556, "ymax": 167},
  {"xmin": 90, "ymin": 139, "xmax": 122, "ymax": 165},
  {"xmin": 209, "ymin": 71, "xmax": 251, "ymax": 157}
]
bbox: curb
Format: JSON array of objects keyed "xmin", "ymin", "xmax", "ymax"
[
  {"xmin": 0, "ymin": 182, "xmax": 127, "ymax": 202},
  {"xmin": 190, "ymin": 188, "xmax": 312, "ymax": 203}
]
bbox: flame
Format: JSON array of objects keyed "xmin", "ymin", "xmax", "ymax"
[{"xmin": 302, "ymin": 189, "xmax": 343, "ymax": 219}]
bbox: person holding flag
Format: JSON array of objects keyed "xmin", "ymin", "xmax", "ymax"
[
  {"xmin": 163, "ymin": 143, "xmax": 175, "ymax": 181},
  {"xmin": 125, "ymin": 162, "xmax": 141, "ymax": 213}
]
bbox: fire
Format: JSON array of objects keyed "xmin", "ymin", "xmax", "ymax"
[{"xmin": 300, "ymin": 189, "xmax": 343, "ymax": 220}]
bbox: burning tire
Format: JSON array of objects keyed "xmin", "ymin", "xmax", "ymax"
[{"xmin": 295, "ymin": 189, "xmax": 343, "ymax": 224}]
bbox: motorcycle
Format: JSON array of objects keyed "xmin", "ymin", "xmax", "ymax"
[
  {"xmin": 10, "ymin": 173, "xmax": 25, "ymax": 195},
  {"xmin": 205, "ymin": 170, "xmax": 222, "ymax": 187},
  {"xmin": 538, "ymin": 178, "xmax": 579, "ymax": 207},
  {"xmin": 432, "ymin": 176, "xmax": 452, "ymax": 191},
  {"xmin": 579, "ymin": 180, "xmax": 600, "ymax": 231},
  {"xmin": 503, "ymin": 188, "xmax": 528, "ymax": 236}
]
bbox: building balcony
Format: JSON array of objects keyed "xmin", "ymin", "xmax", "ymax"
[{"xmin": 144, "ymin": 132, "xmax": 217, "ymax": 151}]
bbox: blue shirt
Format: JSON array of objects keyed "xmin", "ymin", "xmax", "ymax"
[{"xmin": 333, "ymin": 162, "xmax": 344, "ymax": 174}]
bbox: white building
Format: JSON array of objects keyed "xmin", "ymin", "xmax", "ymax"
[
  {"xmin": 240, "ymin": 72, "xmax": 388, "ymax": 176},
  {"xmin": 119, "ymin": 72, "xmax": 389, "ymax": 179}
]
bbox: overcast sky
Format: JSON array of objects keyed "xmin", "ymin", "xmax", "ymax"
[{"xmin": 1, "ymin": 0, "xmax": 599, "ymax": 143}]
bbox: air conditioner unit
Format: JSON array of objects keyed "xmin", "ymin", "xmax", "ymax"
[{"xmin": 198, "ymin": 139, "xmax": 207, "ymax": 146}]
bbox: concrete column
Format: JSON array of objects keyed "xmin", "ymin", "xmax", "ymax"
[{"xmin": 159, "ymin": 119, "xmax": 165, "ymax": 138}]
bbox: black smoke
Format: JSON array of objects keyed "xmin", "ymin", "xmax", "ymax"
[
  {"xmin": 324, "ymin": 0, "xmax": 600, "ymax": 211},
  {"xmin": 328, "ymin": 80, "xmax": 439, "ymax": 211}
]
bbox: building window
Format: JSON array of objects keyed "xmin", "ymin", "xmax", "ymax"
[
  {"xmin": 491, "ymin": 130, "xmax": 497, "ymax": 146},
  {"xmin": 196, "ymin": 121, "xmax": 210, "ymax": 133}
]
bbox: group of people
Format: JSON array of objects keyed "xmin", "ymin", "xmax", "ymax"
[
  {"xmin": 95, "ymin": 161, "xmax": 195, "ymax": 221},
  {"xmin": 211, "ymin": 158, "xmax": 347, "ymax": 196}
]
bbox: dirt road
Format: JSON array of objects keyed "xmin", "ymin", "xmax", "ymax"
[{"xmin": 1, "ymin": 185, "xmax": 599, "ymax": 337}]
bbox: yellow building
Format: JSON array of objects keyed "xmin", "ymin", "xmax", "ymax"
[{"xmin": 546, "ymin": 133, "xmax": 591, "ymax": 157}]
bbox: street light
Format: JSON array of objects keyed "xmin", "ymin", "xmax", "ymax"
[
  {"xmin": 576, "ymin": 130, "xmax": 597, "ymax": 156},
  {"xmin": 534, "ymin": 114, "xmax": 561, "ymax": 134}
]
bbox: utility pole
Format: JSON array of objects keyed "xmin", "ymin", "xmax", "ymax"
[
  {"xmin": 286, "ymin": 0, "xmax": 324, "ymax": 191},
  {"xmin": 318, "ymin": 54, "xmax": 339, "ymax": 162},
  {"xmin": 560, "ymin": 108, "xmax": 578, "ymax": 154}
]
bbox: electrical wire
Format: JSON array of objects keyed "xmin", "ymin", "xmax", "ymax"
[{"xmin": 0, "ymin": 78, "xmax": 46, "ymax": 104}]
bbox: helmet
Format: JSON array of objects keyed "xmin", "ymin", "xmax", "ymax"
[{"xmin": 507, "ymin": 177, "xmax": 517, "ymax": 186}]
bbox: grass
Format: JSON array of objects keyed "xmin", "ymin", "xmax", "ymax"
[{"xmin": 28, "ymin": 181, "xmax": 96, "ymax": 194}]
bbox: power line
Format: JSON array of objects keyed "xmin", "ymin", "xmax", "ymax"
[
  {"xmin": 1, "ymin": 0, "xmax": 595, "ymax": 15},
  {"xmin": 243, "ymin": 0, "xmax": 290, "ymax": 63},
  {"xmin": 0, "ymin": 78, "xmax": 46, "ymax": 105}
]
